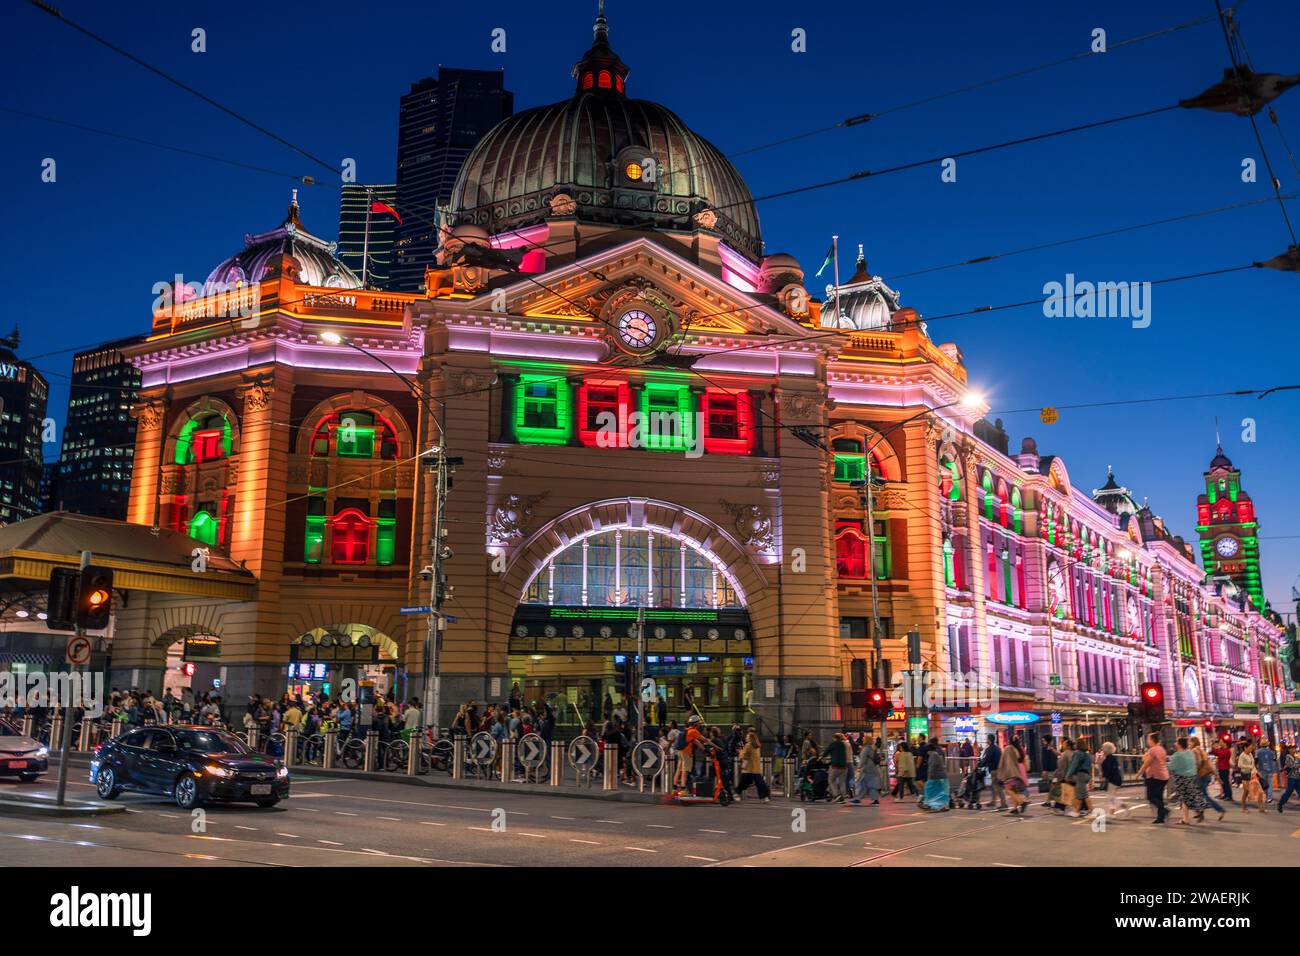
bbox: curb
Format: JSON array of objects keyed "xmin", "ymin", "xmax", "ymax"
[
  {"xmin": 0, "ymin": 796, "xmax": 126, "ymax": 818},
  {"xmin": 297, "ymin": 766, "xmax": 671, "ymax": 804}
]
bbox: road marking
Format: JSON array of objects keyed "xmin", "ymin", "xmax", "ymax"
[
  {"xmin": 361, "ymin": 848, "xmax": 386, "ymax": 855},
  {"xmin": 377, "ymin": 816, "xmax": 400, "ymax": 821},
  {"xmin": 157, "ymin": 813, "xmax": 180, "ymax": 818},
  {"xmin": 552, "ymin": 815, "xmax": 577, "ymax": 820},
  {"xmin": 518, "ymin": 832, "xmax": 547, "ymax": 838},
  {"xmin": 596, "ymin": 819, "xmax": 623, "ymax": 824},
  {"xmin": 334, "ymin": 811, "xmax": 358, "ymax": 816},
  {"xmin": 570, "ymin": 839, "xmax": 601, "ymax": 845},
  {"xmin": 685, "ymin": 855, "xmax": 718, "ymax": 862},
  {"xmin": 751, "ymin": 834, "xmax": 781, "ymax": 840},
  {"xmin": 926, "ymin": 854, "xmax": 962, "ymax": 861},
  {"xmin": 823, "ymin": 842, "xmax": 844, "ymax": 847},
  {"xmin": 420, "ymin": 821, "xmax": 446, "ymax": 827},
  {"xmin": 699, "ymin": 828, "xmax": 727, "ymax": 834},
  {"xmin": 275, "ymin": 833, "xmax": 300, "ymax": 839},
  {"xmin": 235, "ymin": 826, "xmax": 258, "ymax": 831},
  {"xmin": 318, "ymin": 840, "xmax": 344, "ymax": 846},
  {"xmin": 468, "ymin": 826, "xmax": 495, "ymax": 833},
  {"xmin": 991, "ymin": 862, "xmax": 1023, "ymax": 867},
  {"xmin": 647, "ymin": 824, "xmax": 674, "ymax": 829},
  {"xmin": 124, "ymin": 808, "xmax": 142, "ymax": 814},
  {"xmin": 625, "ymin": 846, "xmax": 656, "ymax": 853}
]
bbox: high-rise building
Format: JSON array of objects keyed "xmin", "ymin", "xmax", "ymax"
[
  {"xmin": 0, "ymin": 330, "xmax": 48, "ymax": 524},
  {"xmin": 337, "ymin": 184, "xmax": 398, "ymax": 289},
  {"xmin": 389, "ymin": 67, "xmax": 513, "ymax": 292},
  {"xmin": 1196, "ymin": 445, "xmax": 1264, "ymax": 610},
  {"xmin": 46, "ymin": 336, "xmax": 142, "ymax": 519}
]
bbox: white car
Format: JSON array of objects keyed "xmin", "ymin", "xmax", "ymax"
[{"xmin": 0, "ymin": 721, "xmax": 49, "ymax": 783}]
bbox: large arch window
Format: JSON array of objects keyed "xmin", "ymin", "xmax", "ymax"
[
  {"xmin": 310, "ymin": 410, "xmax": 399, "ymax": 460},
  {"xmin": 176, "ymin": 412, "xmax": 232, "ymax": 464},
  {"xmin": 303, "ymin": 499, "xmax": 396, "ymax": 567},
  {"xmin": 522, "ymin": 528, "xmax": 741, "ymax": 609},
  {"xmin": 330, "ymin": 509, "xmax": 371, "ymax": 564},
  {"xmin": 835, "ymin": 520, "xmax": 889, "ymax": 580}
]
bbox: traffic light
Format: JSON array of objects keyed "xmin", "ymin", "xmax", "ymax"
[
  {"xmin": 1137, "ymin": 682, "xmax": 1165, "ymax": 724},
  {"xmin": 863, "ymin": 688, "xmax": 890, "ymax": 721},
  {"xmin": 1250, "ymin": 724, "xmax": 1262, "ymax": 738},
  {"xmin": 1203, "ymin": 719, "xmax": 1214, "ymax": 732},
  {"xmin": 46, "ymin": 567, "xmax": 79, "ymax": 631},
  {"xmin": 76, "ymin": 565, "xmax": 114, "ymax": 630}
]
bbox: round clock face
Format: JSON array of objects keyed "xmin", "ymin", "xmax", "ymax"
[
  {"xmin": 1215, "ymin": 536, "xmax": 1240, "ymax": 558},
  {"xmin": 617, "ymin": 309, "xmax": 657, "ymax": 350}
]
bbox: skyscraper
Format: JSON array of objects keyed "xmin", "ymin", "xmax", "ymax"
[
  {"xmin": 46, "ymin": 336, "xmax": 142, "ymax": 519},
  {"xmin": 389, "ymin": 67, "xmax": 513, "ymax": 293},
  {"xmin": 0, "ymin": 330, "xmax": 48, "ymax": 524},
  {"xmin": 337, "ymin": 183, "xmax": 398, "ymax": 289}
]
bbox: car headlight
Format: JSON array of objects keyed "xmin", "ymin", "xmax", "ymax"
[
  {"xmin": 203, "ymin": 764, "xmax": 235, "ymax": 778},
  {"xmin": 35, "ymin": 747, "xmax": 48, "ymax": 759},
  {"xmin": 277, "ymin": 765, "xmax": 290, "ymax": 779}
]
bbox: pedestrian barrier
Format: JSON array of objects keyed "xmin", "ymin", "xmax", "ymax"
[
  {"xmin": 364, "ymin": 730, "xmax": 379, "ymax": 772},
  {"xmin": 452, "ymin": 735, "xmax": 466, "ymax": 779},
  {"xmin": 602, "ymin": 743, "xmax": 620, "ymax": 790}
]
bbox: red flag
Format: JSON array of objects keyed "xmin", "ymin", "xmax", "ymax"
[{"xmin": 370, "ymin": 200, "xmax": 402, "ymax": 225}]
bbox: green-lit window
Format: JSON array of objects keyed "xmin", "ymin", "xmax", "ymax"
[
  {"xmin": 832, "ymin": 438, "xmax": 865, "ymax": 482},
  {"xmin": 639, "ymin": 383, "xmax": 694, "ymax": 451},
  {"xmin": 189, "ymin": 509, "xmax": 217, "ymax": 546},
  {"xmin": 375, "ymin": 500, "xmax": 397, "ymax": 566},
  {"xmin": 514, "ymin": 375, "xmax": 571, "ymax": 444},
  {"xmin": 337, "ymin": 412, "xmax": 375, "ymax": 457},
  {"xmin": 871, "ymin": 519, "xmax": 890, "ymax": 580},
  {"xmin": 304, "ymin": 516, "xmax": 325, "ymax": 563},
  {"xmin": 176, "ymin": 412, "xmax": 232, "ymax": 465}
]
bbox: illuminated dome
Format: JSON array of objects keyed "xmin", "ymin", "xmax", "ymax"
[
  {"xmin": 204, "ymin": 192, "xmax": 361, "ymax": 293},
  {"xmin": 447, "ymin": 9, "xmax": 763, "ymax": 262},
  {"xmin": 821, "ymin": 246, "xmax": 901, "ymax": 330}
]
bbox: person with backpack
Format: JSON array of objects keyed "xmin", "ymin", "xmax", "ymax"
[{"xmin": 735, "ymin": 730, "xmax": 770, "ymax": 802}]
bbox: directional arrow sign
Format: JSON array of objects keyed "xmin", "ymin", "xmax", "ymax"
[
  {"xmin": 469, "ymin": 731, "xmax": 497, "ymax": 764},
  {"xmin": 567, "ymin": 735, "xmax": 599, "ymax": 771},
  {"xmin": 65, "ymin": 635, "xmax": 92, "ymax": 666},
  {"xmin": 632, "ymin": 740, "xmax": 664, "ymax": 778},
  {"xmin": 518, "ymin": 733, "xmax": 546, "ymax": 768}
]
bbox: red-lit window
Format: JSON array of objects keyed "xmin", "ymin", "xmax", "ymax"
[
  {"xmin": 702, "ymin": 390, "xmax": 755, "ymax": 455},
  {"xmin": 615, "ymin": 75, "xmax": 625, "ymax": 93},
  {"xmin": 1197, "ymin": 503, "xmax": 1211, "ymax": 524},
  {"xmin": 997, "ymin": 479, "xmax": 1010, "ymax": 528},
  {"xmin": 835, "ymin": 524, "xmax": 868, "ymax": 579},
  {"xmin": 577, "ymin": 381, "xmax": 629, "ymax": 448},
  {"xmin": 191, "ymin": 429, "xmax": 223, "ymax": 463},
  {"xmin": 582, "ymin": 72, "xmax": 594, "ymax": 90},
  {"xmin": 1238, "ymin": 501, "xmax": 1254, "ymax": 522},
  {"xmin": 330, "ymin": 509, "xmax": 371, "ymax": 564},
  {"xmin": 598, "ymin": 71, "xmax": 611, "ymax": 89}
]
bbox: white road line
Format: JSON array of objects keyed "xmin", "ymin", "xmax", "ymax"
[
  {"xmin": 377, "ymin": 816, "xmax": 400, "ymax": 821},
  {"xmin": 518, "ymin": 832, "xmax": 547, "ymax": 838},
  {"xmin": 420, "ymin": 821, "xmax": 446, "ymax": 826},
  {"xmin": 685, "ymin": 855, "xmax": 718, "ymax": 862},
  {"xmin": 991, "ymin": 862, "xmax": 1023, "ymax": 868},
  {"xmin": 570, "ymin": 839, "xmax": 601, "ymax": 845},
  {"xmin": 625, "ymin": 846, "xmax": 657, "ymax": 853},
  {"xmin": 551, "ymin": 816, "xmax": 577, "ymax": 820},
  {"xmin": 751, "ymin": 834, "xmax": 781, "ymax": 840},
  {"xmin": 361, "ymin": 848, "xmax": 386, "ymax": 855},
  {"xmin": 699, "ymin": 829, "xmax": 727, "ymax": 834},
  {"xmin": 318, "ymin": 840, "xmax": 344, "ymax": 846},
  {"xmin": 926, "ymin": 854, "xmax": 962, "ymax": 861},
  {"xmin": 235, "ymin": 826, "xmax": 258, "ymax": 831},
  {"xmin": 157, "ymin": 813, "xmax": 179, "ymax": 818},
  {"xmin": 823, "ymin": 842, "xmax": 845, "ymax": 847},
  {"xmin": 124, "ymin": 808, "xmax": 142, "ymax": 814},
  {"xmin": 596, "ymin": 819, "xmax": 623, "ymax": 824},
  {"xmin": 335, "ymin": 811, "xmax": 358, "ymax": 816},
  {"xmin": 646, "ymin": 824, "xmax": 674, "ymax": 829},
  {"xmin": 276, "ymin": 833, "xmax": 300, "ymax": 839}
]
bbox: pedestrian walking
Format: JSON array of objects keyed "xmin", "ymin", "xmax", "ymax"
[
  {"xmin": 982, "ymin": 734, "xmax": 1006, "ymax": 810},
  {"xmin": 892, "ymin": 742, "xmax": 918, "ymax": 797},
  {"xmin": 1170, "ymin": 737, "xmax": 1207, "ymax": 824},
  {"xmin": 1238, "ymin": 741, "xmax": 1267, "ymax": 813},
  {"xmin": 1277, "ymin": 744, "xmax": 1300, "ymax": 813},
  {"xmin": 921, "ymin": 743, "xmax": 951, "ymax": 811},
  {"xmin": 1256, "ymin": 741, "xmax": 1279, "ymax": 802},
  {"xmin": 1190, "ymin": 736, "xmax": 1226, "ymax": 820},
  {"xmin": 1211, "ymin": 738, "xmax": 1235, "ymax": 802},
  {"xmin": 1140, "ymin": 732, "xmax": 1170, "ymax": 824},
  {"xmin": 852, "ymin": 736, "xmax": 882, "ymax": 805},
  {"xmin": 998, "ymin": 739, "xmax": 1028, "ymax": 815},
  {"xmin": 826, "ymin": 733, "xmax": 850, "ymax": 803},
  {"xmin": 1065, "ymin": 739, "xmax": 1093, "ymax": 817},
  {"xmin": 1096, "ymin": 742, "xmax": 1125, "ymax": 815},
  {"xmin": 735, "ymin": 730, "xmax": 771, "ymax": 802}
]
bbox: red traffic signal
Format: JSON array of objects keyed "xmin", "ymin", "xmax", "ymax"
[
  {"xmin": 1250, "ymin": 724, "xmax": 1262, "ymax": 736},
  {"xmin": 1203, "ymin": 720, "xmax": 1214, "ymax": 729},
  {"xmin": 1137, "ymin": 682, "xmax": 1165, "ymax": 723},
  {"xmin": 863, "ymin": 688, "xmax": 890, "ymax": 721}
]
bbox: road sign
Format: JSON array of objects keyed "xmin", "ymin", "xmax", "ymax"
[
  {"xmin": 399, "ymin": 605, "xmax": 431, "ymax": 615},
  {"xmin": 639, "ymin": 676, "xmax": 656, "ymax": 703},
  {"xmin": 518, "ymin": 733, "xmax": 546, "ymax": 768},
  {"xmin": 567, "ymin": 735, "xmax": 599, "ymax": 773},
  {"xmin": 65, "ymin": 635, "xmax": 92, "ymax": 666},
  {"xmin": 469, "ymin": 731, "xmax": 497, "ymax": 765},
  {"xmin": 631, "ymin": 740, "xmax": 664, "ymax": 778}
]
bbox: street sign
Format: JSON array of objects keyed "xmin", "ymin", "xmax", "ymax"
[
  {"xmin": 567, "ymin": 735, "xmax": 599, "ymax": 773},
  {"xmin": 518, "ymin": 733, "xmax": 546, "ymax": 768},
  {"xmin": 65, "ymin": 635, "xmax": 92, "ymax": 666},
  {"xmin": 400, "ymin": 605, "xmax": 431, "ymax": 615},
  {"xmin": 469, "ymin": 731, "xmax": 497, "ymax": 765},
  {"xmin": 631, "ymin": 740, "xmax": 664, "ymax": 778},
  {"xmin": 639, "ymin": 676, "xmax": 656, "ymax": 703}
]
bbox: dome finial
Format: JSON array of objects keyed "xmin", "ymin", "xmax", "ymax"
[
  {"xmin": 285, "ymin": 188, "xmax": 303, "ymax": 229},
  {"xmin": 573, "ymin": 1, "xmax": 628, "ymax": 95}
]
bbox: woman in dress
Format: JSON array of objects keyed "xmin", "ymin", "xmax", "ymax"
[
  {"xmin": 921, "ymin": 742, "xmax": 951, "ymax": 811},
  {"xmin": 1169, "ymin": 737, "xmax": 1207, "ymax": 824}
]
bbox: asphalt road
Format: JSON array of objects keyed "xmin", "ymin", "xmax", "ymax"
[{"xmin": 1, "ymin": 769, "xmax": 1297, "ymax": 867}]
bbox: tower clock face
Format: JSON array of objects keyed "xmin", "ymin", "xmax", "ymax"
[
  {"xmin": 1215, "ymin": 536, "xmax": 1240, "ymax": 558},
  {"xmin": 617, "ymin": 309, "xmax": 657, "ymax": 350}
]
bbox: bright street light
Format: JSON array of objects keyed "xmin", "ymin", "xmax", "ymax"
[{"xmin": 319, "ymin": 330, "xmax": 343, "ymax": 345}]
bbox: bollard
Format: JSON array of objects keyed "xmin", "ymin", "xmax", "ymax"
[
  {"xmin": 664, "ymin": 752, "xmax": 677, "ymax": 794},
  {"xmin": 20, "ymin": 715, "xmax": 34, "ymax": 738},
  {"xmin": 452, "ymin": 734, "xmax": 466, "ymax": 780},
  {"xmin": 761, "ymin": 755, "xmax": 773, "ymax": 792},
  {"xmin": 322, "ymin": 729, "xmax": 337, "ymax": 769},
  {"xmin": 110, "ymin": 718, "xmax": 123, "ymax": 740},
  {"xmin": 783, "ymin": 760, "xmax": 795, "ymax": 799},
  {"xmin": 283, "ymin": 728, "xmax": 298, "ymax": 767},
  {"xmin": 364, "ymin": 730, "xmax": 379, "ymax": 772},
  {"xmin": 247, "ymin": 727, "xmax": 260, "ymax": 752},
  {"xmin": 78, "ymin": 720, "xmax": 93, "ymax": 752},
  {"xmin": 500, "ymin": 739, "xmax": 516, "ymax": 783},
  {"xmin": 603, "ymin": 743, "xmax": 619, "ymax": 791},
  {"xmin": 550, "ymin": 740, "xmax": 564, "ymax": 787},
  {"xmin": 49, "ymin": 715, "xmax": 63, "ymax": 753},
  {"xmin": 407, "ymin": 731, "xmax": 421, "ymax": 776}
]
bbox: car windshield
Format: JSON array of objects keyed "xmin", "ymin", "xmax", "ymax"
[
  {"xmin": 175, "ymin": 731, "xmax": 250, "ymax": 755},
  {"xmin": 0, "ymin": 723, "xmax": 17, "ymax": 737}
]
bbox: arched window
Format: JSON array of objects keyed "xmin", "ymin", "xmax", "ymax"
[
  {"xmin": 310, "ymin": 410, "xmax": 399, "ymax": 460},
  {"xmin": 582, "ymin": 72, "xmax": 594, "ymax": 90},
  {"xmin": 176, "ymin": 412, "xmax": 232, "ymax": 464},
  {"xmin": 996, "ymin": 479, "xmax": 1010, "ymax": 528},
  {"xmin": 835, "ymin": 524, "xmax": 869, "ymax": 579},
  {"xmin": 330, "ymin": 509, "xmax": 371, "ymax": 564},
  {"xmin": 598, "ymin": 70, "xmax": 612, "ymax": 89},
  {"xmin": 1010, "ymin": 486, "xmax": 1023, "ymax": 534},
  {"xmin": 981, "ymin": 471, "xmax": 995, "ymax": 521},
  {"xmin": 189, "ymin": 509, "xmax": 217, "ymax": 547}
]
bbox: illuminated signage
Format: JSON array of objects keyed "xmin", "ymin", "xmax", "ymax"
[
  {"xmin": 986, "ymin": 711, "xmax": 1040, "ymax": 725},
  {"xmin": 0, "ymin": 363, "xmax": 20, "ymax": 381}
]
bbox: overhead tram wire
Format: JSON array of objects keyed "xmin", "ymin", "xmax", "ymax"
[
  {"xmin": 26, "ymin": 0, "xmax": 340, "ymax": 177},
  {"xmin": 1227, "ymin": 17, "xmax": 1300, "ymax": 180}
]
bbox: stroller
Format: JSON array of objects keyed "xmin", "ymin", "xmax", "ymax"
[
  {"xmin": 955, "ymin": 765, "xmax": 985, "ymax": 809},
  {"xmin": 798, "ymin": 756, "xmax": 830, "ymax": 802}
]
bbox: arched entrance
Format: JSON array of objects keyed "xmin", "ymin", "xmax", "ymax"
[
  {"xmin": 507, "ymin": 505, "xmax": 761, "ymax": 730},
  {"xmin": 153, "ymin": 624, "xmax": 225, "ymax": 705},
  {"xmin": 292, "ymin": 624, "xmax": 401, "ymax": 704}
]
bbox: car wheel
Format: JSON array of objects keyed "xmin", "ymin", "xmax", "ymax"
[
  {"xmin": 254, "ymin": 798, "xmax": 280, "ymax": 808},
  {"xmin": 95, "ymin": 767, "xmax": 121, "ymax": 800},
  {"xmin": 174, "ymin": 774, "xmax": 202, "ymax": 809},
  {"xmin": 18, "ymin": 773, "xmax": 39, "ymax": 783}
]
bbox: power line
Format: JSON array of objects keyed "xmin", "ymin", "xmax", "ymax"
[
  {"xmin": 990, "ymin": 384, "xmax": 1300, "ymax": 417},
  {"xmin": 26, "ymin": 0, "xmax": 340, "ymax": 175}
]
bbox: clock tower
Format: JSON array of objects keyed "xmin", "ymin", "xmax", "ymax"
[{"xmin": 1196, "ymin": 445, "xmax": 1264, "ymax": 609}]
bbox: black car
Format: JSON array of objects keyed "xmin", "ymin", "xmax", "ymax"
[{"xmin": 91, "ymin": 725, "xmax": 290, "ymax": 809}]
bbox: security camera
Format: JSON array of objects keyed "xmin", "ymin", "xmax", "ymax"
[{"xmin": 418, "ymin": 565, "xmax": 434, "ymax": 581}]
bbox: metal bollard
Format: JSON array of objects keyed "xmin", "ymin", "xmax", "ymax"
[
  {"xmin": 407, "ymin": 732, "xmax": 422, "ymax": 776},
  {"xmin": 283, "ymin": 728, "xmax": 298, "ymax": 767},
  {"xmin": 247, "ymin": 727, "xmax": 259, "ymax": 751},
  {"xmin": 322, "ymin": 729, "xmax": 337, "ymax": 769},
  {"xmin": 49, "ymin": 715, "xmax": 63, "ymax": 753},
  {"xmin": 603, "ymin": 743, "xmax": 619, "ymax": 790},
  {"xmin": 664, "ymin": 752, "xmax": 677, "ymax": 794},
  {"xmin": 549, "ymin": 740, "xmax": 564, "ymax": 786},
  {"xmin": 761, "ymin": 755, "xmax": 773, "ymax": 791},
  {"xmin": 364, "ymin": 730, "xmax": 379, "ymax": 772},
  {"xmin": 452, "ymin": 735, "xmax": 465, "ymax": 780},
  {"xmin": 500, "ymin": 739, "xmax": 516, "ymax": 783},
  {"xmin": 78, "ymin": 720, "xmax": 93, "ymax": 752},
  {"xmin": 782, "ymin": 760, "xmax": 795, "ymax": 798},
  {"xmin": 109, "ymin": 718, "xmax": 123, "ymax": 740},
  {"xmin": 21, "ymin": 715, "xmax": 34, "ymax": 738}
]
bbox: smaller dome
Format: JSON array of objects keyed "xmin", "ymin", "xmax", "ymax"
[
  {"xmin": 1208, "ymin": 444, "xmax": 1234, "ymax": 471},
  {"xmin": 758, "ymin": 252, "xmax": 803, "ymax": 293},
  {"xmin": 205, "ymin": 191, "xmax": 361, "ymax": 294},
  {"xmin": 820, "ymin": 244, "xmax": 901, "ymax": 331}
]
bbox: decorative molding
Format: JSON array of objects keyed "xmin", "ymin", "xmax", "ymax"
[
  {"xmin": 718, "ymin": 499, "xmax": 775, "ymax": 554},
  {"xmin": 488, "ymin": 493, "xmax": 549, "ymax": 545}
]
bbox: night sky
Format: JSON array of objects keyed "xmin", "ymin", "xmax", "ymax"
[{"xmin": 4, "ymin": 0, "xmax": 1297, "ymax": 610}]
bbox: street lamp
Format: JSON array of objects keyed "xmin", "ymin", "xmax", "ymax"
[
  {"xmin": 848, "ymin": 390, "xmax": 984, "ymax": 743},
  {"xmin": 320, "ymin": 328, "xmax": 453, "ymax": 738}
]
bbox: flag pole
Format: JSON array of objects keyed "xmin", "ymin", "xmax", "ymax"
[
  {"xmin": 832, "ymin": 234, "xmax": 841, "ymax": 326},
  {"xmin": 361, "ymin": 186, "xmax": 373, "ymax": 289}
]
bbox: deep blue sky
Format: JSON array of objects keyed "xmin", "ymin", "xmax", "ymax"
[{"xmin": 4, "ymin": 1, "xmax": 1298, "ymax": 611}]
